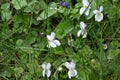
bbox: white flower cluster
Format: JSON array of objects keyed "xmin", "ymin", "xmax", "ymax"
[
  {"xmin": 80, "ymin": 0, "xmax": 103, "ymax": 22},
  {"xmin": 43, "ymin": 0, "xmax": 105, "ymax": 79},
  {"xmin": 77, "ymin": 0, "xmax": 104, "ymax": 38},
  {"xmin": 46, "ymin": 0, "xmax": 104, "ymax": 47},
  {"xmin": 42, "ymin": 61, "xmax": 77, "ymax": 79}
]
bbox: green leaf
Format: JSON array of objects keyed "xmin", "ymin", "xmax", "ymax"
[
  {"xmin": 57, "ymin": 6, "xmax": 66, "ymax": 13},
  {"xmin": 71, "ymin": 8, "xmax": 79, "ymax": 14},
  {"xmin": 1, "ymin": 10, "xmax": 12, "ymax": 21},
  {"xmin": 1, "ymin": 3, "xmax": 10, "ymax": 10},
  {"xmin": 12, "ymin": 0, "xmax": 27, "ymax": 10},
  {"xmin": 37, "ymin": 2, "xmax": 57, "ymax": 20},
  {"xmin": 22, "ymin": 74, "xmax": 32, "ymax": 80},
  {"xmin": 16, "ymin": 39, "xmax": 23, "ymax": 47},
  {"xmin": 14, "ymin": 67, "xmax": 24, "ymax": 74},
  {"xmin": 107, "ymin": 6, "xmax": 117, "ymax": 20},
  {"xmin": 75, "ymin": 3, "xmax": 82, "ymax": 8},
  {"xmin": 108, "ymin": 41, "xmax": 120, "ymax": 59},
  {"xmin": 13, "ymin": 15, "xmax": 24, "ymax": 24},
  {"xmin": 26, "ymin": 37, "xmax": 36, "ymax": 45},
  {"xmin": 1, "ymin": 3, "xmax": 12, "ymax": 21},
  {"xmin": 0, "ymin": 71, "xmax": 12, "ymax": 78},
  {"xmin": 37, "ymin": 8, "xmax": 57, "ymax": 20},
  {"xmin": 55, "ymin": 19, "xmax": 74, "ymax": 39},
  {"xmin": 81, "ymin": 45, "xmax": 92, "ymax": 55},
  {"xmin": 51, "ymin": 47, "xmax": 65, "ymax": 55},
  {"xmin": 39, "ymin": 0, "xmax": 47, "ymax": 10},
  {"xmin": 24, "ymin": 0, "xmax": 41, "ymax": 14},
  {"xmin": 1, "ymin": 24, "xmax": 11, "ymax": 39},
  {"xmin": 111, "ymin": 41, "xmax": 119, "ymax": 48},
  {"xmin": 14, "ymin": 67, "xmax": 24, "ymax": 78}
]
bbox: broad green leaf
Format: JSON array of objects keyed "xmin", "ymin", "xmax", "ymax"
[
  {"xmin": 75, "ymin": 3, "xmax": 82, "ymax": 8},
  {"xmin": 0, "ymin": 71, "xmax": 12, "ymax": 78},
  {"xmin": 13, "ymin": 15, "xmax": 24, "ymax": 24},
  {"xmin": 1, "ymin": 24, "xmax": 11, "ymax": 39},
  {"xmin": 24, "ymin": 0, "xmax": 41, "ymax": 14},
  {"xmin": 81, "ymin": 45, "xmax": 92, "ymax": 56},
  {"xmin": 37, "ymin": 8, "xmax": 57, "ymax": 20},
  {"xmin": 107, "ymin": 6, "xmax": 117, "ymax": 20},
  {"xmin": 71, "ymin": 8, "xmax": 79, "ymax": 14},
  {"xmin": 12, "ymin": 0, "xmax": 27, "ymax": 10},
  {"xmin": 51, "ymin": 47, "xmax": 65, "ymax": 55},
  {"xmin": 13, "ymin": 14, "xmax": 29, "ymax": 33},
  {"xmin": 1, "ymin": 10, "xmax": 12, "ymax": 21},
  {"xmin": 1, "ymin": 3, "xmax": 10, "ymax": 10},
  {"xmin": 57, "ymin": 6, "xmax": 66, "ymax": 13},
  {"xmin": 37, "ymin": 2, "xmax": 57, "ymax": 20},
  {"xmin": 14, "ymin": 67, "xmax": 24, "ymax": 74},
  {"xmin": 1, "ymin": 3, "xmax": 12, "ymax": 21},
  {"xmin": 55, "ymin": 19, "xmax": 74, "ymax": 39},
  {"xmin": 26, "ymin": 37, "xmax": 36, "ymax": 45},
  {"xmin": 31, "ymin": 31, "xmax": 38, "ymax": 37},
  {"xmin": 16, "ymin": 39, "xmax": 23, "ymax": 47},
  {"xmin": 14, "ymin": 67, "xmax": 24, "ymax": 78},
  {"xmin": 111, "ymin": 41, "xmax": 119, "ymax": 48},
  {"xmin": 108, "ymin": 41, "xmax": 120, "ymax": 59},
  {"xmin": 22, "ymin": 74, "xmax": 32, "ymax": 80},
  {"xmin": 39, "ymin": 0, "xmax": 47, "ymax": 9},
  {"xmin": 108, "ymin": 49, "xmax": 119, "ymax": 59}
]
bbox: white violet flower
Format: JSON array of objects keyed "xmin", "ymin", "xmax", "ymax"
[
  {"xmin": 80, "ymin": 0, "xmax": 91, "ymax": 16},
  {"xmin": 77, "ymin": 21, "xmax": 87, "ymax": 38},
  {"xmin": 103, "ymin": 43, "xmax": 108, "ymax": 50},
  {"xmin": 47, "ymin": 32, "xmax": 61, "ymax": 48},
  {"xmin": 67, "ymin": 38, "xmax": 73, "ymax": 46},
  {"xmin": 42, "ymin": 62, "xmax": 51, "ymax": 78},
  {"xmin": 65, "ymin": 62, "xmax": 77, "ymax": 79},
  {"xmin": 93, "ymin": 6, "xmax": 103, "ymax": 22}
]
